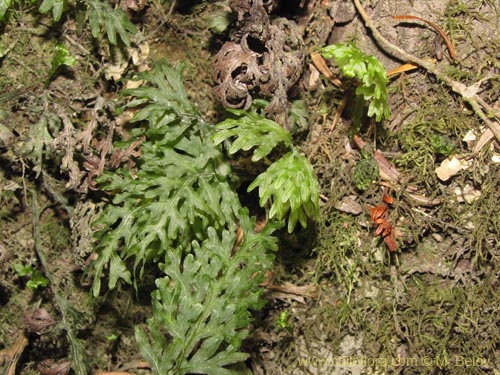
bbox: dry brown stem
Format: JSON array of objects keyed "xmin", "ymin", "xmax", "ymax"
[{"xmin": 0, "ymin": 332, "xmax": 29, "ymax": 375}]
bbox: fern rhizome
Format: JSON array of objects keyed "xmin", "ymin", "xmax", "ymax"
[{"xmin": 91, "ymin": 61, "xmax": 319, "ymax": 374}]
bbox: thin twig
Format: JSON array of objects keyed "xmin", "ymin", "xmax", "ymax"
[
  {"xmin": 310, "ymin": 51, "xmax": 345, "ymax": 89},
  {"xmin": 0, "ymin": 332, "xmax": 29, "ymax": 375},
  {"xmin": 167, "ymin": 0, "xmax": 177, "ymax": 16},
  {"xmin": 329, "ymin": 95, "xmax": 347, "ymax": 133},
  {"xmin": 352, "ymin": 0, "xmax": 500, "ymax": 143},
  {"xmin": 392, "ymin": 14, "xmax": 456, "ymax": 59}
]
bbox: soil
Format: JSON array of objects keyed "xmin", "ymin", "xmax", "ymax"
[{"xmin": 1, "ymin": 1, "xmax": 499, "ymax": 375}]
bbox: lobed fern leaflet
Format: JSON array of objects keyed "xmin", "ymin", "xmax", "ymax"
[
  {"xmin": 91, "ymin": 61, "xmax": 240, "ymax": 296},
  {"xmin": 212, "ymin": 109, "xmax": 292, "ymax": 161},
  {"xmin": 213, "ymin": 109, "xmax": 320, "ymax": 233},
  {"xmin": 135, "ymin": 216, "xmax": 278, "ymax": 375},
  {"xmin": 88, "ymin": 0, "xmax": 137, "ymax": 46},
  {"xmin": 39, "ymin": 0, "xmax": 64, "ymax": 21},
  {"xmin": 321, "ymin": 43, "xmax": 390, "ymax": 121},
  {"xmin": 247, "ymin": 150, "xmax": 319, "ymax": 232}
]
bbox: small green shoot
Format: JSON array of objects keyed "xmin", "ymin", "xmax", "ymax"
[
  {"xmin": 48, "ymin": 44, "xmax": 76, "ymax": 79},
  {"xmin": 105, "ymin": 332, "xmax": 120, "ymax": 342},
  {"xmin": 276, "ymin": 310, "xmax": 292, "ymax": 331},
  {"xmin": 13, "ymin": 263, "xmax": 49, "ymax": 289},
  {"xmin": 321, "ymin": 43, "xmax": 390, "ymax": 121}
]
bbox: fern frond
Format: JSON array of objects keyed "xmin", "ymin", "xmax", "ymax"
[
  {"xmin": 39, "ymin": 0, "xmax": 65, "ymax": 21},
  {"xmin": 0, "ymin": 0, "xmax": 13, "ymax": 20},
  {"xmin": 212, "ymin": 109, "xmax": 292, "ymax": 161},
  {"xmin": 92, "ymin": 60, "xmax": 283, "ymax": 374},
  {"xmin": 248, "ymin": 150, "xmax": 319, "ymax": 232},
  {"xmin": 213, "ymin": 109, "xmax": 320, "ymax": 232},
  {"xmin": 21, "ymin": 114, "xmax": 58, "ymax": 178},
  {"xmin": 91, "ymin": 61, "xmax": 240, "ymax": 296},
  {"xmin": 88, "ymin": 0, "xmax": 137, "ymax": 46},
  {"xmin": 135, "ymin": 216, "xmax": 278, "ymax": 375},
  {"xmin": 321, "ymin": 43, "xmax": 390, "ymax": 121}
]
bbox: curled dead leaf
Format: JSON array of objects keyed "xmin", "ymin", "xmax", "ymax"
[
  {"xmin": 212, "ymin": 1, "xmax": 305, "ymax": 125},
  {"xmin": 24, "ymin": 308, "xmax": 55, "ymax": 334}
]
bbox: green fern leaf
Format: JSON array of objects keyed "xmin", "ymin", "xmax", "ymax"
[
  {"xmin": 88, "ymin": 0, "xmax": 136, "ymax": 46},
  {"xmin": 92, "ymin": 61, "xmax": 283, "ymax": 374},
  {"xmin": 135, "ymin": 218, "xmax": 278, "ymax": 375},
  {"xmin": 212, "ymin": 109, "xmax": 292, "ymax": 161},
  {"xmin": 213, "ymin": 109, "xmax": 319, "ymax": 232},
  {"xmin": 0, "ymin": 0, "xmax": 12, "ymax": 20},
  {"xmin": 89, "ymin": 6, "xmax": 100, "ymax": 38},
  {"xmin": 321, "ymin": 43, "xmax": 390, "ymax": 121},
  {"xmin": 91, "ymin": 61, "xmax": 241, "ymax": 295},
  {"xmin": 248, "ymin": 150, "xmax": 319, "ymax": 232},
  {"xmin": 39, "ymin": 0, "xmax": 64, "ymax": 21}
]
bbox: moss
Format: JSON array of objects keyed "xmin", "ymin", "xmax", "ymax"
[
  {"xmin": 394, "ymin": 93, "xmax": 470, "ymax": 178},
  {"xmin": 465, "ymin": 163, "xmax": 500, "ymax": 259}
]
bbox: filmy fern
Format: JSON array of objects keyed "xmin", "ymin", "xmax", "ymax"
[
  {"xmin": 136, "ymin": 217, "xmax": 278, "ymax": 375},
  {"xmin": 92, "ymin": 61, "xmax": 279, "ymax": 374},
  {"xmin": 248, "ymin": 150, "xmax": 319, "ymax": 233},
  {"xmin": 213, "ymin": 111, "xmax": 319, "ymax": 232},
  {"xmin": 212, "ymin": 109, "xmax": 292, "ymax": 162},
  {"xmin": 91, "ymin": 62, "xmax": 241, "ymax": 296},
  {"xmin": 321, "ymin": 43, "xmax": 390, "ymax": 121},
  {"xmin": 1, "ymin": 0, "xmax": 136, "ymax": 46}
]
